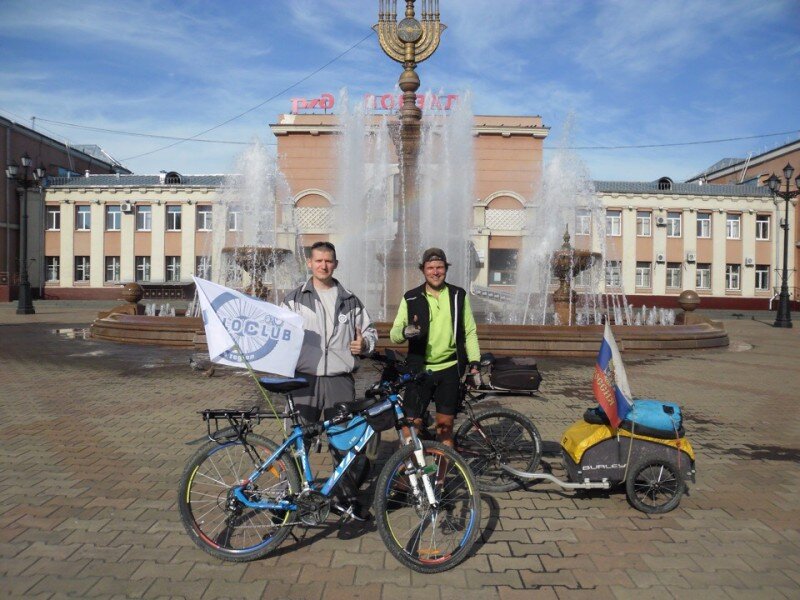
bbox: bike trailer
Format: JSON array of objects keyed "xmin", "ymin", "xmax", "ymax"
[
  {"xmin": 480, "ymin": 354, "xmax": 543, "ymax": 391},
  {"xmin": 560, "ymin": 419, "xmax": 695, "ymax": 485}
]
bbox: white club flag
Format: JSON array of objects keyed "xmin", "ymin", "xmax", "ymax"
[{"xmin": 192, "ymin": 276, "xmax": 304, "ymax": 377}]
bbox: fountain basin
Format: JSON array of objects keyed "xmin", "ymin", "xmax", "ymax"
[{"xmin": 90, "ymin": 311, "xmax": 728, "ymax": 356}]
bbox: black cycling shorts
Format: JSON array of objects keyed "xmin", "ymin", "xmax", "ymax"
[{"xmin": 405, "ymin": 364, "xmax": 461, "ymax": 418}]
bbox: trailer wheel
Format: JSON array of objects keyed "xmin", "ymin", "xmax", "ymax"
[{"xmin": 626, "ymin": 457, "xmax": 684, "ymax": 514}]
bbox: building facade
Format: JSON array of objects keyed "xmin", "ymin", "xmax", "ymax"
[
  {"xmin": 39, "ymin": 112, "xmax": 797, "ymax": 309},
  {"xmin": 2, "ymin": 116, "xmax": 126, "ymax": 301}
]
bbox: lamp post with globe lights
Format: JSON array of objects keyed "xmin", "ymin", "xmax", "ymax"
[
  {"xmin": 5, "ymin": 153, "xmax": 46, "ymax": 315},
  {"xmin": 766, "ymin": 163, "xmax": 800, "ymax": 328}
]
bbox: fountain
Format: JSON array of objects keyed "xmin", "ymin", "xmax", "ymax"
[{"xmin": 91, "ymin": 0, "xmax": 728, "ymax": 355}]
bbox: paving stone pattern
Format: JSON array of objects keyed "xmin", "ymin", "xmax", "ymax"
[{"xmin": 1, "ymin": 304, "xmax": 798, "ymax": 599}]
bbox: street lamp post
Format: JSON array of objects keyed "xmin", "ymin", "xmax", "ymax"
[
  {"xmin": 766, "ymin": 163, "xmax": 800, "ymax": 328},
  {"xmin": 5, "ymin": 153, "xmax": 46, "ymax": 315}
]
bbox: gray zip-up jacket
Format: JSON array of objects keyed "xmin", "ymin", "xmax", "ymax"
[{"xmin": 281, "ymin": 278, "xmax": 378, "ymax": 376}]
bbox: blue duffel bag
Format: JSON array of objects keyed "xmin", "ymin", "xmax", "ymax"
[{"xmin": 584, "ymin": 399, "xmax": 684, "ymax": 439}]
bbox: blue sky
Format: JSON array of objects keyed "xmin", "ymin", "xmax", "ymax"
[{"xmin": 1, "ymin": 0, "xmax": 798, "ymax": 181}]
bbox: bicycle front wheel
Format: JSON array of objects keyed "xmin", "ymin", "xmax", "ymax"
[
  {"xmin": 455, "ymin": 407, "xmax": 542, "ymax": 492},
  {"xmin": 178, "ymin": 434, "xmax": 301, "ymax": 562},
  {"xmin": 374, "ymin": 441, "xmax": 481, "ymax": 573}
]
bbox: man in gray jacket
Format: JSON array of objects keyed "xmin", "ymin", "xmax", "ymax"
[{"xmin": 281, "ymin": 241, "xmax": 378, "ymax": 520}]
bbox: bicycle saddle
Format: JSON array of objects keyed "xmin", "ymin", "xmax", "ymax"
[{"xmin": 257, "ymin": 377, "xmax": 309, "ymax": 393}]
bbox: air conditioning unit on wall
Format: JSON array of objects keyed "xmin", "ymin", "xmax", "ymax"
[
  {"xmin": 686, "ymin": 251, "xmax": 696, "ymax": 263},
  {"xmin": 656, "ymin": 253, "xmax": 666, "ymax": 263},
  {"xmin": 655, "ymin": 216, "xmax": 667, "ymax": 226},
  {"xmin": 121, "ymin": 202, "xmax": 133, "ymax": 212},
  {"xmin": 745, "ymin": 257, "xmax": 755, "ymax": 267}
]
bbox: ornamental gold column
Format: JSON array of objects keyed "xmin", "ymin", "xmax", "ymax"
[{"xmin": 375, "ymin": 0, "xmax": 445, "ymax": 299}]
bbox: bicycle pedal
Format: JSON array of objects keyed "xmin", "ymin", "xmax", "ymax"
[{"xmin": 331, "ymin": 502, "xmax": 370, "ymax": 523}]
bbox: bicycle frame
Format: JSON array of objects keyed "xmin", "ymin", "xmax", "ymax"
[{"xmin": 231, "ymin": 393, "xmax": 437, "ymax": 511}]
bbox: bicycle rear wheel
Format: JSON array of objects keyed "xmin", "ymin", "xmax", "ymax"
[
  {"xmin": 374, "ymin": 441, "xmax": 481, "ymax": 573},
  {"xmin": 178, "ymin": 434, "xmax": 300, "ymax": 561},
  {"xmin": 455, "ymin": 407, "xmax": 542, "ymax": 492}
]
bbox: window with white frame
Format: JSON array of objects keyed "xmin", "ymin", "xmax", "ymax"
[
  {"xmin": 45, "ymin": 256, "xmax": 59, "ymax": 281},
  {"xmin": 636, "ymin": 211, "xmax": 651, "ymax": 237},
  {"xmin": 573, "ymin": 268, "xmax": 592, "ymax": 288},
  {"xmin": 135, "ymin": 256, "xmax": 151, "ymax": 282},
  {"xmin": 755, "ymin": 215, "xmax": 770, "ymax": 241},
  {"xmin": 166, "ymin": 256, "xmax": 181, "ymax": 282},
  {"xmin": 196, "ymin": 256, "xmax": 212, "ymax": 279},
  {"xmin": 666, "ymin": 262, "xmax": 682, "ymax": 288},
  {"xmin": 136, "ymin": 205, "xmax": 152, "ymax": 231},
  {"xmin": 45, "ymin": 206, "xmax": 61, "ymax": 230},
  {"xmin": 105, "ymin": 205, "xmax": 121, "ymax": 231},
  {"xmin": 575, "ymin": 209, "xmax": 591, "ymax": 236},
  {"xmin": 488, "ymin": 249, "xmax": 517, "ymax": 285},
  {"xmin": 105, "ymin": 256, "xmax": 121, "ymax": 282},
  {"xmin": 696, "ymin": 212, "xmax": 711, "ymax": 238},
  {"xmin": 726, "ymin": 263, "xmax": 740, "ymax": 290},
  {"xmin": 227, "ymin": 208, "xmax": 241, "ymax": 231},
  {"xmin": 166, "ymin": 206, "xmax": 182, "ymax": 231},
  {"xmin": 605, "ymin": 210, "xmax": 621, "ymax": 237},
  {"xmin": 635, "ymin": 262, "xmax": 651, "ymax": 288},
  {"xmin": 666, "ymin": 211, "xmax": 682, "ymax": 237},
  {"xmin": 196, "ymin": 206, "xmax": 212, "ymax": 231},
  {"xmin": 74, "ymin": 256, "xmax": 90, "ymax": 281},
  {"xmin": 726, "ymin": 214, "xmax": 741, "ymax": 239},
  {"xmin": 696, "ymin": 263, "xmax": 711, "ymax": 289},
  {"xmin": 75, "ymin": 205, "xmax": 91, "ymax": 230},
  {"xmin": 755, "ymin": 265, "xmax": 770, "ymax": 291},
  {"xmin": 605, "ymin": 260, "xmax": 622, "ymax": 287}
]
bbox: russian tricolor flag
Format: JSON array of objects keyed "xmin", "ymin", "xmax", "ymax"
[{"xmin": 592, "ymin": 321, "xmax": 633, "ymax": 428}]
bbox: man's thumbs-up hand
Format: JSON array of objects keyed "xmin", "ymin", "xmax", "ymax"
[
  {"xmin": 350, "ymin": 328, "xmax": 365, "ymax": 355},
  {"xmin": 404, "ymin": 314, "xmax": 421, "ymax": 339}
]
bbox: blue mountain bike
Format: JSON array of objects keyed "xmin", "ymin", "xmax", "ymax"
[{"xmin": 178, "ymin": 353, "xmax": 482, "ymax": 573}]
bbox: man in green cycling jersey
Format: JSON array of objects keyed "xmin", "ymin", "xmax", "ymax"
[{"xmin": 390, "ymin": 248, "xmax": 481, "ymax": 446}]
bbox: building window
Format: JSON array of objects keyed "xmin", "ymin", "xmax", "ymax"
[
  {"xmin": 75, "ymin": 205, "xmax": 91, "ymax": 231},
  {"xmin": 196, "ymin": 206, "xmax": 213, "ymax": 231},
  {"xmin": 488, "ymin": 249, "xmax": 517, "ymax": 285},
  {"xmin": 726, "ymin": 264, "xmax": 741, "ymax": 290},
  {"xmin": 166, "ymin": 256, "xmax": 181, "ymax": 282},
  {"xmin": 45, "ymin": 256, "xmax": 60, "ymax": 281},
  {"xmin": 227, "ymin": 209, "xmax": 241, "ymax": 231},
  {"xmin": 46, "ymin": 206, "xmax": 61, "ymax": 230},
  {"xmin": 666, "ymin": 262, "xmax": 682, "ymax": 289},
  {"xmin": 726, "ymin": 214, "xmax": 741, "ymax": 239},
  {"xmin": 575, "ymin": 209, "xmax": 591, "ymax": 236},
  {"xmin": 106, "ymin": 205, "xmax": 121, "ymax": 231},
  {"xmin": 666, "ymin": 211, "xmax": 682, "ymax": 237},
  {"xmin": 196, "ymin": 256, "xmax": 212, "ymax": 279},
  {"xmin": 755, "ymin": 215, "xmax": 770, "ymax": 241},
  {"xmin": 755, "ymin": 265, "xmax": 770, "ymax": 291},
  {"xmin": 105, "ymin": 256, "xmax": 121, "ymax": 282},
  {"xmin": 573, "ymin": 268, "xmax": 592, "ymax": 288},
  {"xmin": 696, "ymin": 213, "xmax": 711, "ymax": 238},
  {"xmin": 605, "ymin": 210, "xmax": 621, "ymax": 237},
  {"xmin": 636, "ymin": 211, "xmax": 651, "ymax": 237},
  {"xmin": 696, "ymin": 263, "xmax": 711, "ymax": 289},
  {"xmin": 75, "ymin": 256, "xmax": 90, "ymax": 281},
  {"xmin": 136, "ymin": 205, "xmax": 152, "ymax": 231},
  {"xmin": 166, "ymin": 206, "xmax": 182, "ymax": 231},
  {"xmin": 605, "ymin": 260, "xmax": 622, "ymax": 288},
  {"xmin": 135, "ymin": 256, "xmax": 151, "ymax": 282},
  {"xmin": 635, "ymin": 262, "xmax": 651, "ymax": 288}
]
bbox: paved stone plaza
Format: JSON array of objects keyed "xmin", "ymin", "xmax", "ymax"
[{"xmin": 1, "ymin": 303, "xmax": 798, "ymax": 599}]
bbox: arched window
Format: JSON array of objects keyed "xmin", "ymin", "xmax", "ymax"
[
  {"xmin": 657, "ymin": 177, "xmax": 673, "ymax": 191},
  {"xmin": 164, "ymin": 171, "xmax": 182, "ymax": 185},
  {"xmin": 485, "ymin": 196, "xmax": 525, "ymax": 230}
]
